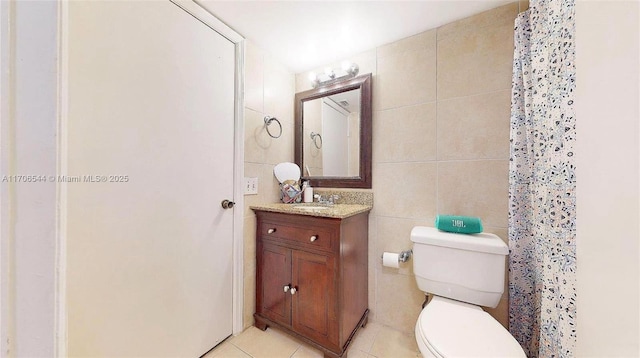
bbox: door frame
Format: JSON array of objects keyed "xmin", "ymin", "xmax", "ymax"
[
  {"xmin": 0, "ymin": 1, "xmax": 12, "ymax": 356},
  {"xmin": 54, "ymin": 1, "xmax": 245, "ymax": 356}
]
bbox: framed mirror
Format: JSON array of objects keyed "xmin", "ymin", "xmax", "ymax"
[{"xmin": 294, "ymin": 73, "xmax": 372, "ymax": 188}]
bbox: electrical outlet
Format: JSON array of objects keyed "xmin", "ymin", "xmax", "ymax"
[{"xmin": 244, "ymin": 177, "xmax": 258, "ymax": 195}]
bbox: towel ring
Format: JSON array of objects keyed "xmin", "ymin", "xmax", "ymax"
[
  {"xmin": 264, "ymin": 116, "xmax": 282, "ymax": 139},
  {"xmin": 310, "ymin": 132, "xmax": 323, "ymax": 149}
]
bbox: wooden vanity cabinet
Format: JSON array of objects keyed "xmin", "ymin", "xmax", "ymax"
[{"xmin": 254, "ymin": 210, "xmax": 369, "ymax": 358}]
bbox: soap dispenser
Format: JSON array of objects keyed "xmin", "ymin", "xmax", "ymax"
[{"xmin": 303, "ymin": 180, "xmax": 313, "ymax": 203}]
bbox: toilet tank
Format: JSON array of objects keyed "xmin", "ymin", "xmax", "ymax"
[{"xmin": 410, "ymin": 226, "xmax": 509, "ymax": 308}]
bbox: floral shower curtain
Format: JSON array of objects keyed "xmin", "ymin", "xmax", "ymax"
[{"xmin": 508, "ymin": 0, "xmax": 576, "ymax": 357}]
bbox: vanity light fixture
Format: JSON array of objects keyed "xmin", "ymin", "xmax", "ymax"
[{"xmin": 308, "ymin": 61, "xmax": 359, "ymax": 88}]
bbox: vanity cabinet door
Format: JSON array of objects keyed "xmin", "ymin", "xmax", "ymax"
[
  {"xmin": 257, "ymin": 242, "xmax": 292, "ymax": 326},
  {"xmin": 291, "ymin": 250, "xmax": 338, "ymax": 348}
]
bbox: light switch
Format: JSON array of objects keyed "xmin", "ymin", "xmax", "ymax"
[{"xmin": 244, "ymin": 177, "xmax": 258, "ymax": 195}]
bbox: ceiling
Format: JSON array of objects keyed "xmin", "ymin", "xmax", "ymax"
[{"xmin": 197, "ymin": 1, "xmax": 511, "ymax": 74}]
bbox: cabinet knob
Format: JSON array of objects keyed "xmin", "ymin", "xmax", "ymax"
[
  {"xmin": 310, "ymin": 235, "xmax": 317, "ymax": 242},
  {"xmin": 283, "ymin": 285, "xmax": 290, "ymax": 293},
  {"xmin": 267, "ymin": 228, "xmax": 276, "ymax": 234},
  {"xmin": 290, "ymin": 287, "xmax": 297, "ymax": 295}
]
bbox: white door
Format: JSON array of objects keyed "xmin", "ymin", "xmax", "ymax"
[{"xmin": 65, "ymin": 1, "xmax": 235, "ymax": 356}]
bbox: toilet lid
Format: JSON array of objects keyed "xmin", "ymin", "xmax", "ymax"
[{"xmin": 417, "ymin": 296, "xmax": 526, "ymax": 357}]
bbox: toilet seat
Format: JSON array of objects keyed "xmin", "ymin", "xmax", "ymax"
[{"xmin": 415, "ymin": 296, "xmax": 526, "ymax": 357}]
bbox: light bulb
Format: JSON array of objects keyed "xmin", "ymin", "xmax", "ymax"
[
  {"xmin": 348, "ymin": 63, "xmax": 359, "ymax": 77},
  {"xmin": 324, "ymin": 67, "xmax": 335, "ymax": 79},
  {"xmin": 308, "ymin": 72, "xmax": 320, "ymax": 88}
]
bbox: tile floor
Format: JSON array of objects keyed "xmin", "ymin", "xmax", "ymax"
[{"xmin": 203, "ymin": 322, "xmax": 421, "ymax": 358}]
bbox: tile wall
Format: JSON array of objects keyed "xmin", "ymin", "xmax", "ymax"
[
  {"xmin": 244, "ymin": 2, "xmax": 524, "ymax": 332},
  {"xmin": 294, "ymin": 3, "xmax": 519, "ymax": 332},
  {"xmin": 243, "ymin": 41, "xmax": 295, "ymax": 328}
]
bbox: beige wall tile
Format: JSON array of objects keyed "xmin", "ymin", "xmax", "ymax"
[
  {"xmin": 348, "ymin": 50, "xmax": 378, "ymax": 78},
  {"xmin": 483, "ymin": 296, "xmax": 510, "ymax": 329},
  {"xmin": 437, "ymin": 160, "xmax": 509, "ymax": 228},
  {"xmin": 243, "ymin": 215, "xmax": 257, "ymax": 274},
  {"xmin": 244, "ymin": 163, "xmax": 280, "ymax": 217},
  {"xmin": 368, "ymin": 215, "xmax": 378, "ymax": 318},
  {"xmin": 375, "ymin": 269, "xmax": 425, "ymax": 334},
  {"xmin": 264, "ymin": 54, "xmax": 294, "ymax": 121},
  {"xmin": 373, "ymin": 103, "xmax": 437, "ymax": 163},
  {"xmin": 437, "ymin": 2, "xmax": 518, "ymax": 41},
  {"xmin": 368, "ymin": 264, "xmax": 377, "ymax": 322},
  {"xmin": 244, "ymin": 108, "xmax": 270, "ymax": 164},
  {"xmin": 437, "ymin": 90, "xmax": 511, "ymax": 160},
  {"xmin": 243, "ymin": 45, "xmax": 295, "ymax": 334},
  {"xmin": 263, "ymin": 55, "xmax": 295, "ymax": 166},
  {"xmin": 243, "ymin": 272, "xmax": 256, "ymax": 329},
  {"xmin": 264, "ymin": 119, "xmax": 294, "ymax": 165},
  {"xmin": 377, "ymin": 30, "xmax": 436, "ymax": 59},
  {"xmin": 437, "ymin": 23, "xmax": 514, "ymax": 100},
  {"xmin": 237, "ymin": 56, "xmax": 291, "ymax": 162},
  {"xmin": 245, "ymin": 41, "xmax": 264, "ymax": 112},
  {"xmin": 262, "ymin": 164, "xmax": 282, "ymax": 204},
  {"xmin": 295, "ymin": 72, "xmax": 310, "ymax": 94},
  {"xmin": 375, "ymin": 216, "xmax": 430, "ymax": 276},
  {"xmin": 375, "ymin": 36, "xmax": 436, "ymax": 110},
  {"xmin": 373, "ymin": 162, "xmax": 437, "ymax": 219}
]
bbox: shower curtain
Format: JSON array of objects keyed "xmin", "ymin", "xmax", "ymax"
[{"xmin": 508, "ymin": 1, "xmax": 576, "ymax": 357}]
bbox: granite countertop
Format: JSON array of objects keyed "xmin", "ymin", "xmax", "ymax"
[{"xmin": 250, "ymin": 203, "xmax": 372, "ymax": 219}]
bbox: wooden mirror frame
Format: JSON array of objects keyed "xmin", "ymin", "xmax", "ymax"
[{"xmin": 294, "ymin": 73, "xmax": 372, "ymax": 188}]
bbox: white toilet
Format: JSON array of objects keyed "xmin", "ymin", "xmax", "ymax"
[{"xmin": 410, "ymin": 226, "xmax": 526, "ymax": 357}]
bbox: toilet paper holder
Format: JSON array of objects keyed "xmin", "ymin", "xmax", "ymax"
[{"xmin": 381, "ymin": 249, "xmax": 413, "ymax": 263}]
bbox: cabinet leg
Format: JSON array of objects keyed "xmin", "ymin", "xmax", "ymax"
[
  {"xmin": 323, "ymin": 351, "xmax": 341, "ymax": 358},
  {"xmin": 254, "ymin": 315, "xmax": 268, "ymax": 331}
]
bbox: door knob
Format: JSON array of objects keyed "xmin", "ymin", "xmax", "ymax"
[
  {"xmin": 284, "ymin": 285, "xmax": 290, "ymax": 293},
  {"xmin": 290, "ymin": 287, "xmax": 297, "ymax": 295},
  {"xmin": 310, "ymin": 235, "xmax": 317, "ymax": 242},
  {"xmin": 221, "ymin": 200, "xmax": 235, "ymax": 209}
]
